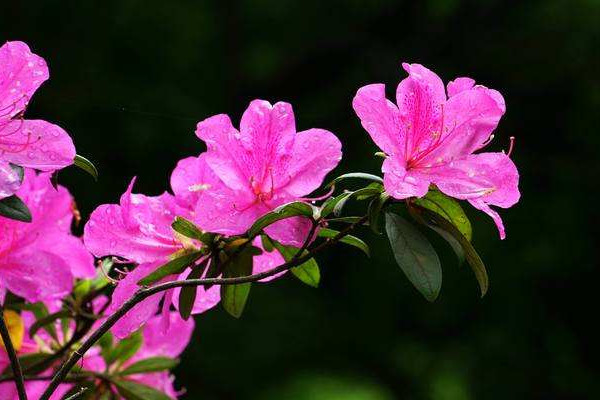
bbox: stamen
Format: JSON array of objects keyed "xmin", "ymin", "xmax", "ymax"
[{"xmin": 506, "ymin": 136, "xmax": 515, "ymax": 157}]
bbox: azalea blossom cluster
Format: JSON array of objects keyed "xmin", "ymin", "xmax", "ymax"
[{"xmin": 0, "ymin": 41, "xmax": 519, "ymax": 400}]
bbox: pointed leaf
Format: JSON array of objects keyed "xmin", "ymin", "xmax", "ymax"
[
  {"xmin": 368, "ymin": 192, "xmax": 390, "ymax": 234},
  {"xmin": 248, "ymin": 201, "xmax": 316, "ymax": 237},
  {"xmin": 220, "ymin": 247, "xmax": 254, "ymax": 318},
  {"xmin": 410, "ymin": 204, "xmax": 488, "ymax": 297},
  {"xmin": 73, "ymin": 154, "xmax": 98, "ymax": 181},
  {"xmin": 113, "ymin": 379, "xmax": 172, "ymax": 400},
  {"xmin": 0, "ymin": 195, "xmax": 32, "ymax": 222},
  {"xmin": 138, "ymin": 251, "xmax": 203, "ymax": 286},
  {"xmin": 414, "ymin": 189, "xmax": 472, "ymax": 241},
  {"xmin": 325, "ymin": 172, "xmax": 383, "ymax": 188},
  {"xmin": 272, "ymin": 242, "xmax": 320, "ymax": 288},
  {"xmin": 172, "ymin": 216, "xmax": 214, "ymax": 245},
  {"xmin": 317, "ymin": 228, "xmax": 370, "ymax": 257},
  {"xmin": 106, "ymin": 330, "xmax": 142, "ymax": 365},
  {"xmin": 385, "ymin": 212, "xmax": 442, "ymax": 302},
  {"xmin": 118, "ymin": 357, "xmax": 179, "ymax": 376},
  {"xmin": 178, "ymin": 260, "xmax": 208, "ymax": 320}
]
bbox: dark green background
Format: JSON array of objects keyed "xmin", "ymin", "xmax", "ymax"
[{"xmin": 2, "ymin": 1, "xmax": 598, "ymax": 398}]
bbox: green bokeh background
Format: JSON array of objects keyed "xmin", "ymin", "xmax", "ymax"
[{"xmin": 2, "ymin": 1, "xmax": 598, "ymax": 398}]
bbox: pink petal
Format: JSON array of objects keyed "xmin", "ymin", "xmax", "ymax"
[
  {"xmin": 239, "ymin": 100, "xmax": 297, "ymax": 188},
  {"xmin": 84, "ymin": 182, "xmax": 181, "ymax": 264},
  {"xmin": 420, "ymin": 88, "xmax": 504, "ymax": 163},
  {"xmin": 252, "ymin": 237, "xmax": 286, "ymax": 282},
  {"xmin": 172, "ymin": 267, "xmax": 220, "ymax": 315},
  {"xmin": 36, "ymin": 234, "xmax": 95, "ymax": 278},
  {"xmin": 195, "ymin": 114, "xmax": 250, "ymax": 192},
  {"xmin": 130, "ymin": 372, "xmax": 178, "ymax": 399},
  {"xmin": 138, "ymin": 312, "xmax": 195, "ymax": 359},
  {"xmin": 352, "ymin": 83, "xmax": 404, "ymax": 159},
  {"xmin": 264, "ymin": 215, "xmax": 314, "ymax": 248},
  {"xmin": 396, "ymin": 63, "xmax": 447, "ymax": 158},
  {"xmin": 382, "ymin": 157, "xmax": 430, "ymax": 199},
  {"xmin": 447, "ymin": 77, "xmax": 475, "ymax": 97},
  {"xmin": 425, "ymin": 152, "xmax": 520, "ymax": 239},
  {"xmin": 469, "ymin": 199, "xmax": 507, "ymax": 239},
  {"xmin": 0, "ymin": 250, "xmax": 73, "ymax": 302},
  {"xmin": 282, "ymin": 128, "xmax": 342, "ymax": 197},
  {"xmin": 0, "ymin": 160, "xmax": 20, "ymax": 199},
  {"xmin": 180, "ymin": 153, "xmax": 265, "ymax": 235},
  {"xmin": 0, "ymin": 120, "xmax": 75, "ymax": 170},
  {"xmin": 0, "ymin": 41, "xmax": 48, "ymax": 120},
  {"xmin": 107, "ymin": 262, "xmax": 165, "ymax": 339}
]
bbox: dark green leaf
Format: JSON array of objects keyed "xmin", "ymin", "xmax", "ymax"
[
  {"xmin": 317, "ymin": 228, "xmax": 370, "ymax": 257},
  {"xmin": 385, "ymin": 212, "xmax": 442, "ymax": 302},
  {"xmin": 260, "ymin": 234, "xmax": 275, "ymax": 252},
  {"xmin": 113, "ymin": 379, "xmax": 172, "ymax": 400},
  {"xmin": 0, "ymin": 195, "xmax": 32, "ymax": 222},
  {"xmin": 325, "ymin": 172, "xmax": 383, "ymax": 188},
  {"xmin": 220, "ymin": 247, "xmax": 254, "ymax": 318},
  {"xmin": 107, "ymin": 330, "xmax": 142, "ymax": 365},
  {"xmin": 178, "ymin": 260, "xmax": 208, "ymax": 320},
  {"xmin": 410, "ymin": 205, "xmax": 488, "ymax": 297},
  {"xmin": 118, "ymin": 357, "xmax": 179, "ymax": 376},
  {"xmin": 99, "ymin": 332, "xmax": 114, "ymax": 362},
  {"xmin": 171, "ymin": 216, "xmax": 214, "ymax": 244},
  {"xmin": 368, "ymin": 192, "xmax": 390, "ymax": 234},
  {"xmin": 272, "ymin": 242, "xmax": 320, "ymax": 288},
  {"xmin": 73, "ymin": 154, "xmax": 98, "ymax": 181},
  {"xmin": 138, "ymin": 251, "xmax": 203, "ymax": 286},
  {"xmin": 248, "ymin": 201, "xmax": 316, "ymax": 237},
  {"xmin": 325, "ymin": 216, "xmax": 364, "ymax": 224},
  {"xmin": 414, "ymin": 189, "xmax": 472, "ymax": 241},
  {"xmin": 321, "ymin": 186, "xmax": 383, "ymax": 218},
  {"xmin": 202, "ymin": 253, "xmax": 222, "ymax": 291}
]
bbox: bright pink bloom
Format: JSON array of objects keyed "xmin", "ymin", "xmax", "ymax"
[
  {"xmin": 84, "ymin": 179, "xmax": 283, "ymax": 338},
  {"xmin": 0, "ymin": 41, "xmax": 76, "ymax": 199},
  {"xmin": 353, "ymin": 63, "xmax": 520, "ymax": 238},
  {"xmin": 171, "ymin": 99, "xmax": 342, "ymax": 247},
  {"xmin": 0, "ymin": 170, "xmax": 94, "ymax": 303}
]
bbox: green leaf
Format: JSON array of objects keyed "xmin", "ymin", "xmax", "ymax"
[
  {"xmin": 138, "ymin": 251, "xmax": 203, "ymax": 286},
  {"xmin": 321, "ymin": 186, "xmax": 383, "ymax": 218},
  {"xmin": 260, "ymin": 234, "xmax": 275, "ymax": 252},
  {"xmin": 368, "ymin": 192, "xmax": 390, "ymax": 234},
  {"xmin": 178, "ymin": 260, "xmax": 208, "ymax": 320},
  {"xmin": 325, "ymin": 172, "xmax": 383, "ymax": 188},
  {"xmin": 0, "ymin": 195, "xmax": 32, "ymax": 222},
  {"xmin": 248, "ymin": 201, "xmax": 316, "ymax": 237},
  {"xmin": 385, "ymin": 211, "xmax": 442, "ymax": 302},
  {"xmin": 107, "ymin": 330, "xmax": 142, "ymax": 365},
  {"xmin": 73, "ymin": 154, "xmax": 98, "ymax": 181},
  {"xmin": 272, "ymin": 242, "xmax": 320, "ymax": 288},
  {"xmin": 118, "ymin": 357, "xmax": 179, "ymax": 376},
  {"xmin": 325, "ymin": 216, "xmax": 364, "ymax": 224},
  {"xmin": 317, "ymin": 228, "xmax": 370, "ymax": 257},
  {"xmin": 99, "ymin": 332, "xmax": 114, "ymax": 362},
  {"xmin": 29, "ymin": 310, "xmax": 70, "ymax": 338},
  {"xmin": 410, "ymin": 205, "xmax": 488, "ymax": 297},
  {"xmin": 113, "ymin": 379, "xmax": 172, "ymax": 400},
  {"xmin": 414, "ymin": 189, "xmax": 472, "ymax": 241},
  {"xmin": 202, "ymin": 253, "xmax": 222, "ymax": 291},
  {"xmin": 172, "ymin": 216, "xmax": 214, "ymax": 244},
  {"xmin": 220, "ymin": 247, "xmax": 254, "ymax": 318}
]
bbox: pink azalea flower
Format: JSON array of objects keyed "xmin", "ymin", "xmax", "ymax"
[
  {"xmin": 353, "ymin": 63, "xmax": 520, "ymax": 238},
  {"xmin": 171, "ymin": 99, "xmax": 342, "ymax": 247},
  {"xmin": 0, "ymin": 169, "xmax": 94, "ymax": 304},
  {"xmin": 84, "ymin": 179, "xmax": 283, "ymax": 338},
  {"xmin": 0, "ymin": 41, "xmax": 76, "ymax": 199}
]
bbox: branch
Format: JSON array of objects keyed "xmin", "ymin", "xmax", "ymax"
[
  {"xmin": 0, "ymin": 305, "xmax": 28, "ymax": 400},
  {"xmin": 40, "ymin": 215, "xmax": 368, "ymax": 400}
]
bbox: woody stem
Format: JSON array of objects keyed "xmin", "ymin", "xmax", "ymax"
[
  {"xmin": 40, "ymin": 215, "xmax": 368, "ymax": 400},
  {"xmin": 0, "ymin": 305, "xmax": 27, "ymax": 400}
]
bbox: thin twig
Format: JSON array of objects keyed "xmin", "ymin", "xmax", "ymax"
[
  {"xmin": 0, "ymin": 305, "xmax": 28, "ymax": 400},
  {"xmin": 40, "ymin": 215, "xmax": 368, "ymax": 400}
]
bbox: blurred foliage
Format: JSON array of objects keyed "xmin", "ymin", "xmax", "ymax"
[{"xmin": 1, "ymin": 0, "xmax": 598, "ymax": 398}]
